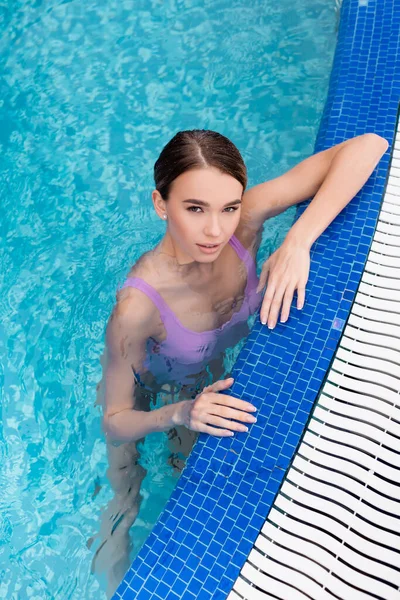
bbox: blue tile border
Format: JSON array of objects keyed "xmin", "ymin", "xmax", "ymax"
[{"xmin": 114, "ymin": 0, "xmax": 398, "ymax": 598}]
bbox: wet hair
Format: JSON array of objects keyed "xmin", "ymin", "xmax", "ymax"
[{"xmin": 154, "ymin": 129, "xmax": 247, "ymax": 199}]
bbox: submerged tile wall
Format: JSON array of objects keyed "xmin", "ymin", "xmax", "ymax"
[{"xmin": 114, "ymin": 0, "xmax": 398, "ymax": 598}]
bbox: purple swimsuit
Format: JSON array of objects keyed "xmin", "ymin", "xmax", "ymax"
[{"xmin": 119, "ymin": 234, "xmax": 262, "ymax": 385}]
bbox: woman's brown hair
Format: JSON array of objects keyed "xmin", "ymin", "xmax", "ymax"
[{"xmin": 154, "ymin": 129, "xmax": 247, "ymax": 199}]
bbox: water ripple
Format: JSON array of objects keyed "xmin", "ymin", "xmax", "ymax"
[{"xmin": 0, "ymin": 0, "xmax": 336, "ymax": 597}]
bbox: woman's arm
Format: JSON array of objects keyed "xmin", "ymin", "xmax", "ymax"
[
  {"xmin": 245, "ymin": 133, "xmax": 389, "ymax": 328},
  {"xmin": 283, "ymin": 133, "xmax": 389, "ymax": 248},
  {"xmin": 240, "ymin": 133, "xmax": 389, "ymax": 235},
  {"xmin": 102, "ymin": 291, "xmax": 182, "ymax": 443},
  {"xmin": 102, "ymin": 290, "xmax": 259, "ymax": 442}
]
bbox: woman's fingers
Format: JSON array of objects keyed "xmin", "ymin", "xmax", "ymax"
[
  {"xmin": 209, "ymin": 393, "xmax": 257, "ymax": 414},
  {"xmin": 189, "ymin": 388, "xmax": 258, "ymax": 436},
  {"xmin": 258, "ymin": 242, "xmax": 310, "ymax": 327},
  {"xmin": 261, "ymin": 278, "xmax": 287, "ymax": 328},
  {"xmin": 261, "ymin": 281, "xmax": 301, "ymax": 328},
  {"xmin": 256, "ymin": 260, "xmax": 270, "ymax": 294},
  {"xmin": 208, "ymin": 403, "xmax": 258, "ymax": 425},
  {"xmin": 280, "ymin": 285, "xmax": 296, "ymax": 323},
  {"xmin": 297, "ymin": 284, "xmax": 306, "ymax": 310},
  {"xmin": 201, "ymin": 425, "xmax": 236, "ymax": 437},
  {"xmin": 260, "ymin": 281, "xmax": 276, "ymax": 324},
  {"xmin": 266, "ymin": 284, "xmax": 287, "ymax": 328},
  {"xmin": 205, "ymin": 413, "xmax": 250, "ymax": 433},
  {"xmin": 203, "ymin": 377, "xmax": 234, "ymax": 394}
]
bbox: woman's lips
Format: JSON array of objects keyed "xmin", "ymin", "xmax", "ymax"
[{"xmin": 196, "ymin": 243, "xmax": 221, "ymax": 254}]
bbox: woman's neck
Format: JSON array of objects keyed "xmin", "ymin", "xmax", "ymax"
[{"xmin": 154, "ymin": 234, "xmax": 218, "ymax": 282}]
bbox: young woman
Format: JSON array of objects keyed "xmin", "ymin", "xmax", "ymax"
[{"xmin": 93, "ymin": 129, "xmax": 388, "ymax": 595}]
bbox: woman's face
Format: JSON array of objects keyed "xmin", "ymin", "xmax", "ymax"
[{"xmin": 153, "ymin": 167, "xmax": 243, "ymax": 263}]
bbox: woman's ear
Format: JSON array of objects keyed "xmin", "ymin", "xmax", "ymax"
[{"xmin": 152, "ymin": 190, "xmax": 167, "ymax": 219}]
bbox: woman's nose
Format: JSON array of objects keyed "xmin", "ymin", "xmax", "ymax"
[{"xmin": 204, "ymin": 216, "xmax": 222, "ymax": 238}]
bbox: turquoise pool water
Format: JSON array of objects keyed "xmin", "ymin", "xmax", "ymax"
[{"xmin": 0, "ymin": 1, "xmax": 337, "ymax": 598}]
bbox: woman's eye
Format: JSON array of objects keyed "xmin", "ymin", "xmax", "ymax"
[{"xmin": 187, "ymin": 206, "xmax": 239, "ymax": 213}]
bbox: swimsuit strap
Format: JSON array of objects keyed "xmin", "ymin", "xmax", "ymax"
[
  {"xmin": 119, "ymin": 277, "xmax": 172, "ymax": 320},
  {"xmin": 228, "ymin": 234, "xmax": 254, "ymax": 271},
  {"xmin": 119, "ymin": 234, "xmax": 256, "ymax": 320}
]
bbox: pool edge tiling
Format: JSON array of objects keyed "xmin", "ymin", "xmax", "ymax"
[{"xmin": 114, "ymin": 1, "xmax": 399, "ymax": 599}]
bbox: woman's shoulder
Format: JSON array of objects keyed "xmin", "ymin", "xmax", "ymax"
[
  {"xmin": 114, "ymin": 250, "xmax": 169, "ymax": 332},
  {"xmin": 110, "ymin": 287, "xmax": 163, "ymax": 351},
  {"xmin": 114, "ymin": 286, "xmax": 158, "ymax": 330},
  {"xmin": 125, "ymin": 248, "xmax": 155, "ymax": 280},
  {"xmin": 115, "ymin": 251, "xmax": 158, "ymax": 309},
  {"xmin": 123, "ymin": 246, "xmax": 181, "ymax": 295}
]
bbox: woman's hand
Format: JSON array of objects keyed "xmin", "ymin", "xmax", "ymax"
[
  {"xmin": 256, "ymin": 236, "xmax": 310, "ymax": 329},
  {"xmin": 177, "ymin": 377, "xmax": 258, "ymax": 437}
]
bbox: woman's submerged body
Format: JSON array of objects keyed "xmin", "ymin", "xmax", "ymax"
[
  {"xmin": 91, "ymin": 130, "xmax": 388, "ymax": 596},
  {"xmin": 92, "ymin": 224, "xmax": 263, "ymax": 596},
  {"xmin": 120, "ymin": 232, "xmax": 262, "ymax": 384}
]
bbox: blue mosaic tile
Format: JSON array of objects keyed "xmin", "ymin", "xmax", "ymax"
[{"xmin": 114, "ymin": 0, "xmax": 398, "ymax": 598}]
